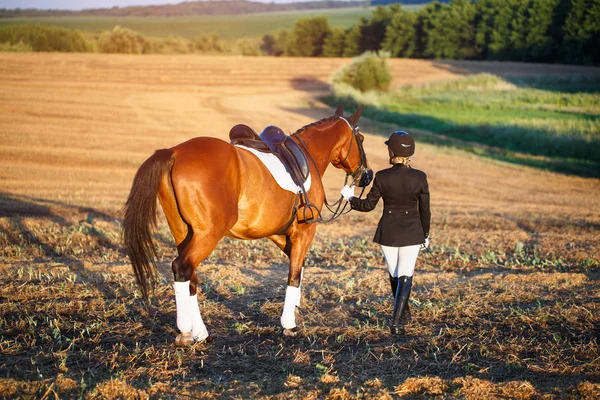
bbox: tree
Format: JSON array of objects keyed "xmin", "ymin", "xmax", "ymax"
[
  {"xmin": 322, "ymin": 28, "xmax": 347, "ymax": 57},
  {"xmin": 474, "ymin": 0, "xmax": 504, "ymax": 59},
  {"xmin": 523, "ymin": 0, "xmax": 560, "ymax": 62},
  {"xmin": 560, "ymin": 0, "xmax": 600, "ymax": 64},
  {"xmin": 261, "ymin": 33, "xmax": 283, "ymax": 56},
  {"xmin": 361, "ymin": 5, "xmax": 401, "ymax": 52},
  {"xmin": 418, "ymin": 0, "xmax": 476, "ymax": 60},
  {"xmin": 486, "ymin": 0, "xmax": 516, "ymax": 60},
  {"xmin": 284, "ymin": 16, "xmax": 331, "ymax": 57},
  {"xmin": 343, "ymin": 22, "xmax": 364, "ymax": 57},
  {"xmin": 382, "ymin": 8, "xmax": 417, "ymax": 57}
]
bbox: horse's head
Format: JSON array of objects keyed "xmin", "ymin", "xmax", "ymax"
[{"xmin": 332, "ymin": 105, "xmax": 373, "ymax": 188}]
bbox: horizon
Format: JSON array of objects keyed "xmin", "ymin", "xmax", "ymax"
[{"xmin": 0, "ymin": 0, "xmax": 332, "ymax": 11}]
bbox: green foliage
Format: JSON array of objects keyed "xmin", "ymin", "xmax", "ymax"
[
  {"xmin": 1, "ymin": 1, "xmax": 598, "ymax": 65},
  {"xmin": 360, "ymin": 5, "xmax": 399, "ymax": 52},
  {"xmin": 234, "ymin": 37, "xmax": 261, "ymax": 56},
  {"xmin": 322, "ymin": 27, "xmax": 347, "ymax": 57},
  {"xmin": 333, "ymin": 51, "xmax": 392, "ymax": 92},
  {"xmin": 328, "ymin": 73, "xmax": 600, "ymax": 173},
  {"xmin": 261, "ymin": 30, "xmax": 288, "ymax": 56},
  {"xmin": 418, "ymin": 0, "xmax": 476, "ymax": 59},
  {"xmin": 560, "ymin": 0, "xmax": 600, "ymax": 65},
  {"xmin": 382, "ymin": 6, "xmax": 417, "ymax": 57},
  {"xmin": 285, "ymin": 16, "xmax": 331, "ymax": 57},
  {"xmin": 342, "ymin": 6, "xmax": 399, "ymax": 57},
  {"xmin": 0, "ymin": 23, "xmax": 91, "ymax": 52},
  {"xmin": 97, "ymin": 25, "xmax": 147, "ymax": 54},
  {"xmin": 0, "ymin": 40, "xmax": 33, "ymax": 52},
  {"xmin": 342, "ymin": 23, "xmax": 362, "ymax": 57},
  {"xmin": 192, "ymin": 33, "xmax": 223, "ymax": 53}
]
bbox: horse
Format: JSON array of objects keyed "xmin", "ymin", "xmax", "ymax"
[{"xmin": 122, "ymin": 105, "xmax": 372, "ymax": 346}]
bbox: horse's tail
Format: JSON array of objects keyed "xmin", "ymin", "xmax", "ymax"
[{"xmin": 122, "ymin": 148, "xmax": 175, "ymax": 300}]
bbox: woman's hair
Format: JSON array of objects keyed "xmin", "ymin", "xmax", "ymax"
[{"xmin": 391, "ymin": 156, "xmax": 411, "ymax": 165}]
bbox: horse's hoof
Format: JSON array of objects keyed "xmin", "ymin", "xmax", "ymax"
[
  {"xmin": 283, "ymin": 328, "xmax": 298, "ymax": 337},
  {"xmin": 175, "ymin": 332, "xmax": 194, "ymax": 347},
  {"xmin": 390, "ymin": 326, "xmax": 405, "ymax": 336}
]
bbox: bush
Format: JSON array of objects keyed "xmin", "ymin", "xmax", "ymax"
[
  {"xmin": 233, "ymin": 38, "xmax": 260, "ymax": 56},
  {"xmin": 0, "ymin": 24, "xmax": 91, "ymax": 52},
  {"xmin": 192, "ymin": 33, "xmax": 223, "ymax": 53},
  {"xmin": 97, "ymin": 26, "xmax": 146, "ymax": 54},
  {"xmin": 157, "ymin": 35, "xmax": 193, "ymax": 54},
  {"xmin": 333, "ymin": 51, "xmax": 392, "ymax": 92},
  {"xmin": 0, "ymin": 40, "xmax": 33, "ymax": 52}
]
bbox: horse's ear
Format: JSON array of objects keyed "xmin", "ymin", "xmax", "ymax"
[
  {"xmin": 348, "ymin": 104, "xmax": 364, "ymax": 126},
  {"xmin": 334, "ymin": 106, "xmax": 343, "ymax": 117}
]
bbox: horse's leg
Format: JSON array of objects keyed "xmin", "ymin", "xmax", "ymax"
[
  {"xmin": 166, "ymin": 192, "xmax": 236, "ymax": 346},
  {"xmin": 279, "ymin": 225, "xmax": 317, "ymax": 334},
  {"xmin": 157, "ymin": 166, "xmax": 211, "ymax": 345},
  {"xmin": 269, "ymin": 234, "xmax": 302, "ymax": 307},
  {"xmin": 171, "ymin": 229, "xmax": 224, "ymax": 346}
]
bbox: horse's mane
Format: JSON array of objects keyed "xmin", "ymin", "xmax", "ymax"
[{"xmin": 291, "ymin": 115, "xmax": 340, "ymax": 136}]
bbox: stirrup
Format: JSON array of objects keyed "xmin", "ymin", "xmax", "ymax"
[{"xmin": 302, "ymin": 202, "xmax": 322, "ymax": 224}]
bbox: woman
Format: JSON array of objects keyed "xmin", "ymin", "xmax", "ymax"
[{"xmin": 341, "ymin": 131, "xmax": 430, "ymax": 335}]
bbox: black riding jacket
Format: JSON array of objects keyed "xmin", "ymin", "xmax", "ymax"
[{"xmin": 350, "ymin": 164, "xmax": 430, "ymax": 247}]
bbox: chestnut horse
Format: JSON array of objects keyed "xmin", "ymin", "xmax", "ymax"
[{"xmin": 123, "ymin": 106, "xmax": 372, "ymax": 346}]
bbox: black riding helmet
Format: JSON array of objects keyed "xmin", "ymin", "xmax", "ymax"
[{"xmin": 385, "ymin": 131, "xmax": 415, "ymax": 157}]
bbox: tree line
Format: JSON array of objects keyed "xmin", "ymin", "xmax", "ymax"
[
  {"xmin": 1, "ymin": 0, "xmax": 597, "ymax": 65},
  {"xmin": 262, "ymin": 0, "xmax": 600, "ymax": 65}
]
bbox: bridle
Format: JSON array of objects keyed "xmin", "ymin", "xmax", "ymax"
[
  {"xmin": 333, "ymin": 117, "xmax": 372, "ymax": 189},
  {"xmin": 293, "ymin": 116, "xmax": 371, "ymax": 223}
]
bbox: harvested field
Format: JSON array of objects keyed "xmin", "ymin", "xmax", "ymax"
[{"xmin": 0, "ymin": 53, "xmax": 599, "ymax": 398}]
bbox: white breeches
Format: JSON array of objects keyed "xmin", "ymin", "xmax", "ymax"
[{"xmin": 381, "ymin": 244, "xmax": 420, "ymax": 277}]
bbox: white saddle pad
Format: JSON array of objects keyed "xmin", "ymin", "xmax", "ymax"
[{"xmin": 235, "ymin": 145, "xmax": 312, "ymax": 194}]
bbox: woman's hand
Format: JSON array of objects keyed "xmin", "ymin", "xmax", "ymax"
[{"xmin": 341, "ymin": 185, "xmax": 355, "ymax": 201}]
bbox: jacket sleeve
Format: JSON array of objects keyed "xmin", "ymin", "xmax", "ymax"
[
  {"xmin": 419, "ymin": 176, "xmax": 431, "ymax": 238},
  {"xmin": 350, "ymin": 175, "xmax": 382, "ymax": 212}
]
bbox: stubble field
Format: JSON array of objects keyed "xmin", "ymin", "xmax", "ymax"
[{"xmin": 0, "ymin": 53, "xmax": 599, "ymax": 399}]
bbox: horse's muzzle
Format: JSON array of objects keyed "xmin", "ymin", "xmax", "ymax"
[{"xmin": 357, "ymin": 169, "xmax": 373, "ymax": 187}]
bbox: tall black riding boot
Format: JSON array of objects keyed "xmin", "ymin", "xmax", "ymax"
[
  {"xmin": 391, "ymin": 276, "xmax": 413, "ymax": 335},
  {"xmin": 389, "ymin": 274, "xmax": 399, "ymax": 299}
]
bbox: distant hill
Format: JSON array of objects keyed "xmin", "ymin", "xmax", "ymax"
[
  {"xmin": 371, "ymin": 0, "xmax": 448, "ymax": 5},
  {"xmin": 0, "ymin": 1, "xmax": 369, "ymax": 18}
]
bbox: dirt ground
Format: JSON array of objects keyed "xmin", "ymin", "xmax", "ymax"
[{"xmin": 0, "ymin": 53, "xmax": 599, "ymax": 399}]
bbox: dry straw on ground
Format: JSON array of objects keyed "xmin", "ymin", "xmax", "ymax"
[{"xmin": 0, "ymin": 53, "xmax": 599, "ymax": 398}]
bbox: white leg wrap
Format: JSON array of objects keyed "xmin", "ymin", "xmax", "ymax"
[
  {"xmin": 174, "ymin": 281, "xmax": 192, "ymax": 333},
  {"xmin": 189, "ymin": 293, "xmax": 209, "ymax": 341},
  {"xmin": 281, "ymin": 285, "xmax": 300, "ymax": 329}
]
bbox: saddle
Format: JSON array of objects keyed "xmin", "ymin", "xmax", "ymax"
[{"xmin": 229, "ymin": 124, "xmax": 310, "ymax": 189}]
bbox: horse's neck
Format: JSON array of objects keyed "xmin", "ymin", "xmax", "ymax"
[{"xmin": 298, "ymin": 121, "xmax": 347, "ymax": 177}]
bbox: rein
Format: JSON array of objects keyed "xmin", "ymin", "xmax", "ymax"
[{"xmin": 292, "ymin": 117, "xmax": 368, "ymax": 224}]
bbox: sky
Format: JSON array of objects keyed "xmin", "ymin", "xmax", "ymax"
[{"xmin": 1, "ymin": 0, "xmax": 306, "ymax": 10}]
